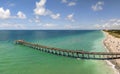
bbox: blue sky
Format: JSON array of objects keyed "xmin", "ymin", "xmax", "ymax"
[{"xmin": 0, "ymin": 0, "xmax": 120, "ymax": 29}]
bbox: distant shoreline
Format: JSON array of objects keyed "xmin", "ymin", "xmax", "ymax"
[{"xmin": 103, "ymin": 31, "xmax": 120, "ymax": 74}]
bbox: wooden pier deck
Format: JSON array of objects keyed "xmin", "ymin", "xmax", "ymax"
[{"xmin": 15, "ymin": 40, "xmax": 120, "ymax": 60}]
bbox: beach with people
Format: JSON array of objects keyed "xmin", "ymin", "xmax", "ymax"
[{"xmin": 104, "ymin": 31, "xmax": 120, "ymax": 73}]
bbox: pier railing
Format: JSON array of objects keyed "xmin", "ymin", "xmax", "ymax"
[{"xmin": 15, "ymin": 40, "xmax": 120, "ymax": 60}]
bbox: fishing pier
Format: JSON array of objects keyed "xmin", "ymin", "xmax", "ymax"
[{"xmin": 15, "ymin": 40, "xmax": 120, "ymax": 60}]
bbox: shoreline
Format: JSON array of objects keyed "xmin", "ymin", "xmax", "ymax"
[{"xmin": 103, "ymin": 31, "xmax": 120, "ymax": 74}]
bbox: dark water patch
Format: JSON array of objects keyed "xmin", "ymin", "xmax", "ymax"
[{"xmin": 0, "ymin": 30, "xmax": 96, "ymax": 41}]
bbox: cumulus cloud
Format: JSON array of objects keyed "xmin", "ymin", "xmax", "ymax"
[
  {"xmin": 66, "ymin": 13, "xmax": 75, "ymax": 22},
  {"xmin": 0, "ymin": 7, "xmax": 27, "ymax": 19},
  {"xmin": 68, "ymin": 2, "xmax": 76, "ymax": 6},
  {"xmin": 34, "ymin": 0, "xmax": 47, "ymax": 16},
  {"xmin": 50, "ymin": 13, "xmax": 60, "ymax": 19},
  {"xmin": 0, "ymin": 7, "xmax": 11, "ymax": 19},
  {"xmin": 34, "ymin": 0, "xmax": 61, "ymax": 20},
  {"xmin": 92, "ymin": 1, "xmax": 104, "ymax": 11},
  {"xmin": 17, "ymin": 11, "xmax": 26, "ymax": 19},
  {"xmin": 95, "ymin": 19, "xmax": 120, "ymax": 29}
]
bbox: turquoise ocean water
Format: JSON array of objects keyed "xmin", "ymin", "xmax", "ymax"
[{"xmin": 0, "ymin": 30, "xmax": 116, "ymax": 74}]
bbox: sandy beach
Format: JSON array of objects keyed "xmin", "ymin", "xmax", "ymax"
[{"xmin": 103, "ymin": 31, "xmax": 120, "ymax": 73}]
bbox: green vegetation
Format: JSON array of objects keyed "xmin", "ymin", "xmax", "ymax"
[{"xmin": 104, "ymin": 30, "xmax": 120, "ymax": 38}]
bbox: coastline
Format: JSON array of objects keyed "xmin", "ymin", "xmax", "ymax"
[{"xmin": 103, "ymin": 31, "xmax": 120, "ymax": 74}]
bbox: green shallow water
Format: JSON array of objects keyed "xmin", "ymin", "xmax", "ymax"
[{"xmin": 0, "ymin": 30, "xmax": 116, "ymax": 74}]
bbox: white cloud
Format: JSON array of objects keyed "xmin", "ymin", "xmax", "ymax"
[
  {"xmin": 68, "ymin": 2, "xmax": 76, "ymax": 6},
  {"xmin": 66, "ymin": 13, "xmax": 75, "ymax": 22},
  {"xmin": 0, "ymin": 23, "xmax": 26, "ymax": 29},
  {"xmin": 61, "ymin": 0, "xmax": 76, "ymax": 6},
  {"xmin": 6, "ymin": 2, "xmax": 15, "ymax": 7},
  {"xmin": 62, "ymin": 0, "xmax": 67, "ymax": 3},
  {"xmin": 34, "ymin": 16, "xmax": 41, "ymax": 23},
  {"xmin": 34, "ymin": 0, "xmax": 61, "ymax": 20},
  {"xmin": 0, "ymin": 7, "xmax": 27, "ymax": 19},
  {"xmin": 34, "ymin": 23, "xmax": 60, "ymax": 29},
  {"xmin": 33, "ymin": 19, "xmax": 40, "ymax": 23},
  {"xmin": 17, "ymin": 11, "xmax": 26, "ymax": 19},
  {"xmin": 95, "ymin": 19, "xmax": 120, "ymax": 29},
  {"xmin": 63, "ymin": 25, "xmax": 82, "ymax": 29},
  {"xmin": 0, "ymin": 7, "xmax": 11, "ymax": 19},
  {"xmin": 34, "ymin": 0, "xmax": 47, "ymax": 16},
  {"xmin": 92, "ymin": 1, "xmax": 104, "ymax": 11},
  {"xmin": 50, "ymin": 13, "xmax": 60, "ymax": 19},
  {"xmin": 41, "ymin": 23, "xmax": 81, "ymax": 29},
  {"xmin": 29, "ymin": 16, "xmax": 41, "ymax": 23},
  {"xmin": 43, "ymin": 23, "xmax": 57, "ymax": 28},
  {"xmin": 64, "ymin": 25, "xmax": 73, "ymax": 29}
]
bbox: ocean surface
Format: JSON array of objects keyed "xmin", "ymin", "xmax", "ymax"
[{"xmin": 0, "ymin": 30, "xmax": 116, "ymax": 74}]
